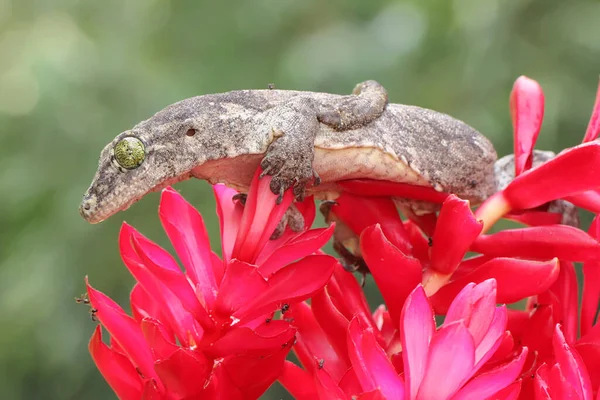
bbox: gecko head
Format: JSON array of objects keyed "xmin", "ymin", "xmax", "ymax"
[{"xmin": 79, "ymin": 125, "xmax": 197, "ymax": 224}]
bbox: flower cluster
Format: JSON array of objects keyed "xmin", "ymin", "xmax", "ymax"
[{"xmin": 85, "ymin": 76, "xmax": 600, "ymax": 400}]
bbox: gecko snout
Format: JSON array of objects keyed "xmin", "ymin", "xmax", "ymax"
[{"xmin": 79, "ymin": 193, "xmax": 99, "ymax": 223}]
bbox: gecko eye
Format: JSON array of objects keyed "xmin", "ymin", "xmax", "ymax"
[{"xmin": 114, "ymin": 137, "xmax": 145, "ymax": 170}]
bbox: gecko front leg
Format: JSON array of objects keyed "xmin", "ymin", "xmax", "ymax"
[
  {"xmin": 260, "ymin": 96, "xmax": 321, "ymax": 202},
  {"xmin": 317, "ymin": 80, "xmax": 388, "ymax": 130}
]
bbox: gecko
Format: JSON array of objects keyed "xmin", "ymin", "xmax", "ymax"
[{"xmin": 79, "ymin": 80, "xmax": 498, "ymax": 225}]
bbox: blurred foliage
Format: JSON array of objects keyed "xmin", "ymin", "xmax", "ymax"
[{"xmin": 1, "ymin": 0, "xmax": 599, "ymax": 398}]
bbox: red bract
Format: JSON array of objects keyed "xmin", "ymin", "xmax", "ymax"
[
  {"xmin": 280, "ymin": 278, "xmax": 528, "ymax": 399},
  {"xmin": 87, "ymin": 170, "xmax": 336, "ymax": 399},
  {"xmin": 477, "ymin": 76, "xmax": 600, "ymax": 231}
]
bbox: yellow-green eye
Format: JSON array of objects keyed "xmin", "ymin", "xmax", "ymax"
[{"xmin": 114, "ymin": 137, "xmax": 145, "ymax": 169}]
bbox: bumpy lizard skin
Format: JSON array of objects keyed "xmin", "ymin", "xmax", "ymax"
[{"xmin": 80, "ymin": 81, "xmax": 497, "ymax": 223}]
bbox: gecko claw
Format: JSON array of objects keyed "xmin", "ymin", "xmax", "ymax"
[{"xmin": 313, "ymin": 170, "xmax": 321, "ymax": 186}]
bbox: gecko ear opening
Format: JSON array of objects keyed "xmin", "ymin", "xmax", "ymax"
[{"xmin": 185, "ymin": 128, "xmax": 196, "ymax": 137}]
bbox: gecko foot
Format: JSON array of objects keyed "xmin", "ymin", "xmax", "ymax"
[{"xmin": 260, "ymin": 140, "xmax": 318, "ymax": 203}]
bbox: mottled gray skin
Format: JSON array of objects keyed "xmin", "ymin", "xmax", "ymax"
[{"xmin": 80, "ymin": 80, "xmax": 498, "ymax": 223}]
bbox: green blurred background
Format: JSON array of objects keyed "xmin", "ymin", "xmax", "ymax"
[{"xmin": 1, "ymin": 0, "xmax": 599, "ymax": 398}]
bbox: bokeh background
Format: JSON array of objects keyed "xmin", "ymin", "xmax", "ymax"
[{"xmin": 1, "ymin": 0, "xmax": 599, "ymax": 398}]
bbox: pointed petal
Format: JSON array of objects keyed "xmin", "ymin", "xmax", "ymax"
[
  {"xmin": 278, "ymin": 361, "xmax": 319, "ymax": 400},
  {"xmin": 581, "ymin": 217, "xmax": 600, "ymax": 338},
  {"xmin": 452, "ymin": 347, "xmax": 528, "ymax": 400},
  {"xmin": 552, "ymin": 325, "xmax": 594, "ymax": 400},
  {"xmin": 444, "ymin": 280, "xmax": 497, "ymax": 347},
  {"xmin": 510, "ymin": 75, "xmax": 544, "ymax": 175},
  {"xmin": 573, "ymin": 342, "xmax": 600, "ymax": 392},
  {"xmin": 361, "ymin": 224, "xmax": 422, "ymax": 327},
  {"xmin": 154, "ymin": 348, "xmax": 211, "ymax": 398},
  {"xmin": 543, "ymin": 261, "xmax": 578, "ymax": 344},
  {"xmin": 338, "ymin": 179, "xmax": 450, "ymax": 203},
  {"xmin": 235, "ymin": 255, "xmax": 337, "ymax": 322},
  {"xmin": 159, "ymin": 187, "xmax": 217, "ymax": 307},
  {"xmin": 401, "ymin": 285, "xmax": 435, "ymax": 400},
  {"xmin": 139, "ymin": 318, "xmax": 178, "ymax": 361},
  {"xmin": 431, "ymin": 258, "xmax": 559, "ymax": 314},
  {"xmin": 347, "ymin": 317, "xmax": 405, "ymax": 398},
  {"xmin": 430, "ymin": 195, "xmax": 483, "ymax": 274},
  {"xmin": 311, "ymin": 288, "xmax": 351, "ymax": 364},
  {"xmin": 86, "ymin": 279, "xmax": 158, "ymax": 383},
  {"xmin": 583, "ymin": 78, "xmax": 600, "ymax": 143},
  {"xmin": 88, "ymin": 326, "xmax": 143, "ymax": 400},
  {"xmin": 314, "ymin": 366, "xmax": 350, "ymax": 400},
  {"xmin": 207, "ymin": 320, "xmax": 296, "ymax": 358},
  {"xmin": 130, "ymin": 230, "xmax": 214, "ymax": 331},
  {"xmin": 416, "ymin": 321, "xmax": 476, "ymax": 400},
  {"xmin": 213, "ymin": 183, "xmax": 244, "ymax": 263},
  {"xmin": 119, "ymin": 225, "xmax": 203, "ymax": 346},
  {"xmin": 287, "ymin": 301, "xmax": 350, "ymax": 382},
  {"xmin": 327, "ymin": 263, "xmax": 374, "ymax": 324},
  {"xmin": 473, "ymin": 307, "xmax": 508, "ymax": 370},
  {"xmin": 488, "ymin": 380, "xmax": 523, "ymax": 400},
  {"xmin": 329, "ymin": 193, "xmax": 413, "ymax": 254},
  {"xmin": 258, "ymin": 225, "xmax": 335, "ymax": 276},
  {"xmin": 232, "ymin": 169, "xmax": 294, "ymax": 264},
  {"xmin": 219, "ymin": 336, "xmax": 294, "ymax": 399},
  {"xmin": 503, "ymin": 142, "xmax": 600, "ymax": 209},
  {"xmin": 564, "ymin": 190, "xmax": 600, "ymax": 213},
  {"xmin": 471, "ymin": 225, "xmax": 600, "ymax": 262},
  {"xmin": 130, "ymin": 284, "xmax": 162, "ymax": 324},
  {"xmin": 505, "ymin": 210, "xmax": 562, "ymax": 227}
]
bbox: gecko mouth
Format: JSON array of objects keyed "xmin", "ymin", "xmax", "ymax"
[{"xmin": 79, "ymin": 172, "xmax": 195, "ymax": 224}]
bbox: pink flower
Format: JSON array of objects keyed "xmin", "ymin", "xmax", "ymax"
[
  {"xmin": 280, "ymin": 278, "xmax": 528, "ymax": 400},
  {"xmin": 534, "ymin": 325, "xmax": 594, "ymax": 400},
  {"xmin": 86, "ymin": 169, "xmax": 337, "ymax": 399}
]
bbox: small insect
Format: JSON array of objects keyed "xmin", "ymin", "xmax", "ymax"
[
  {"xmin": 281, "ymin": 303, "xmax": 290, "ymax": 314},
  {"xmin": 428, "ymin": 237, "xmax": 433, "ymax": 247},
  {"xmin": 75, "ymin": 293, "xmax": 98, "ymax": 322},
  {"xmin": 318, "ymin": 359, "xmax": 325, "ymax": 369}
]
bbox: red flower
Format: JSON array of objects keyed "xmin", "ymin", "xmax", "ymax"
[
  {"xmin": 86, "ymin": 169, "xmax": 337, "ymax": 399},
  {"xmin": 279, "ymin": 278, "xmax": 528, "ymax": 399}
]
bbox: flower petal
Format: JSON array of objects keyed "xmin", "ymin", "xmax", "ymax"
[
  {"xmin": 129, "ymin": 228, "xmax": 214, "ymax": 331},
  {"xmin": 258, "ymin": 225, "xmax": 335, "ymax": 276},
  {"xmin": 471, "ymin": 225, "xmax": 600, "ymax": 262},
  {"xmin": 347, "ymin": 317, "xmax": 405, "ymax": 399},
  {"xmin": 237, "ymin": 254, "xmax": 336, "ymax": 322},
  {"xmin": 329, "ymin": 193, "xmax": 413, "ymax": 254},
  {"xmin": 401, "ymin": 285, "xmax": 435, "ymax": 400},
  {"xmin": 583, "ymin": 78, "xmax": 600, "ymax": 143},
  {"xmin": 503, "ymin": 141, "xmax": 600, "ymax": 210},
  {"xmin": 218, "ymin": 336, "xmax": 294, "ymax": 399},
  {"xmin": 86, "ymin": 278, "xmax": 159, "ymax": 384},
  {"xmin": 207, "ymin": 320, "xmax": 296, "ymax": 358},
  {"xmin": 552, "ymin": 325, "xmax": 594, "ymax": 400},
  {"xmin": 431, "ymin": 258, "xmax": 559, "ymax": 314},
  {"xmin": 314, "ymin": 366, "xmax": 350, "ymax": 400},
  {"xmin": 510, "ymin": 75, "xmax": 544, "ymax": 176},
  {"xmin": 416, "ymin": 321, "xmax": 476, "ymax": 400},
  {"xmin": 564, "ymin": 190, "xmax": 600, "ymax": 214},
  {"xmin": 159, "ymin": 187, "xmax": 218, "ymax": 307},
  {"xmin": 361, "ymin": 224, "xmax": 422, "ymax": 327},
  {"xmin": 139, "ymin": 318, "xmax": 178, "ymax": 361},
  {"xmin": 286, "ymin": 301, "xmax": 350, "ymax": 382},
  {"xmin": 311, "ymin": 287, "xmax": 351, "ymax": 364},
  {"xmin": 429, "ymin": 195, "xmax": 483, "ymax": 274},
  {"xmin": 154, "ymin": 347, "xmax": 211, "ymax": 398},
  {"xmin": 338, "ymin": 179, "xmax": 450, "ymax": 203},
  {"xmin": 213, "ymin": 183, "xmax": 244, "ymax": 263},
  {"xmin": 452, "ymin": 347, "xmax": 528, "ymax": 400},
  {"xmin": 88, "ymin": 326, "xmax": 143, "ymax": 400},
  {"xmin": 279, "ymin": 361, "xmax": 319, "ymax": 400},
  {"xmin": 119, "ymin": 225, "xmax": 203, "ymax": 346},
  {"xmin": 232, "ymin": 170, "xmax": 294, "ymax": 264}
]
